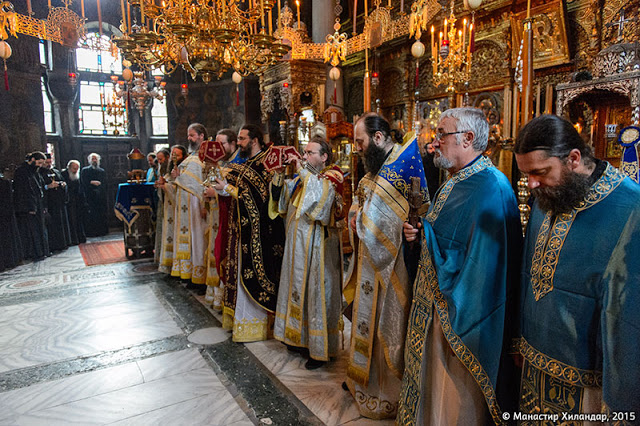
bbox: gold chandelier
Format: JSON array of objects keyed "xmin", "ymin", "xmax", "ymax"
[
  {"xmin": 112, "ymin": 0, "xmax": 291, "ymax": 81},
  {"xmin": 429, "ymin": 0, "xmax": 474, "ymax": 104}
]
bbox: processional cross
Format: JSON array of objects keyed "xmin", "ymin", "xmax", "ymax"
[{"xmin": 606, "ymin": 8, "xmax": 639, "ymax": 42}]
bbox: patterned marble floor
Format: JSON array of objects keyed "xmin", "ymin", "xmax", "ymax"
[{"xmin": 0, "ymin": 234, "xmax": 394, "ymax": 425}]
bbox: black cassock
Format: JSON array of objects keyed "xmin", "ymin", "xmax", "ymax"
[
  {"xmin": 0, "ymin": 177, "xmax": 23, "ymax": 270},
  {"xmin": 62, "ymin": 169, "xmax": 86, "ymax": 245},
  {"xmin": 80, "ymin": 165, "xmax": 109, "ymax": 237},
  {"xmin": 13, "ymin": 162, "xmax": 48, "ymax": 260},
  {"xmin": 40, "ymin": 167, "xmax": 72, "ymax": 251}
]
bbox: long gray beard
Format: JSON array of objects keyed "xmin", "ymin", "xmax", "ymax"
[
  {"xmin": 68, "ymin": 172, "xmax": 79, "ymax": 181},
  {"xmin": 188, "ymin": 141, "xmax": 199, "ymax": 154},
  {"xmin": 91, "ymin": 163, "xmax": 99, "ymax": 169}
]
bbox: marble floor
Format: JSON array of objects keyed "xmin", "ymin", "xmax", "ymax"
[{"xmin": 0, "ymin": 233, "xmax": 394, "ymax": 426}]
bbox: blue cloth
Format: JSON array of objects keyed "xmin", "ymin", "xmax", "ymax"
[
  {"xmin": 399, "ymin": 156, "xmax": 522, "ymax": 425},
  {"xmin": 114, "ymin": 183, "xmax": 156, "ymax": 227},
  {"xmin": 146, "ymin": 167, "xmax": 157, "ymax": 183},
  {"xmin": 520, "ymin": 163, "xmax": 640, "ymax": 413},
  {"xmin": 378, "ymin": 137, "xmax": 430, "ymax": 206}
]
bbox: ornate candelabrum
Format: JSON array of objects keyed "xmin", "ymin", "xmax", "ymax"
[
  {"xmin": 111, "ymin": 65, "xmax": 166, "ymax": 117},
  {"xmin": 430, "ymin": 0, "xmax": 474, "ymax": 107},
  {"xmin": 112, "ymin": 0, "xmax": 291, "ymax": 81},
  {"xmin": 103, "ymin": 75, "xmax": 129, "ymax": 135}
]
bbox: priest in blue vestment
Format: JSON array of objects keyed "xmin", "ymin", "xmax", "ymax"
[
  {"xmin": 515, "ymin": 114, "xmax": 640, "ymax": 418},
  {"xmin": 399, "ymin": 107, "xmax": 522, "ymax": 425}
]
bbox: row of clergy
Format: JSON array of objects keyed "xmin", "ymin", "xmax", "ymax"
[
  {"xmin": 152, "ymin": 109, "xmax": 639, "ymax": 424},
  {"xmin": 13, "ymin": 152, "xmax": 109, "ymax": 263}
]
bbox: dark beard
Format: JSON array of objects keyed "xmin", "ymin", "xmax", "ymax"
[
  {"xmin": 531, "ymin": 169, "xmax": 592, "ymax": 216},
  {"xmin": 239, "ymin": 144, "xmax": 251, "ymax": 159},
  {"xmin": 188, "ymin": 141, "xmax": 199, "ymax": 153},
  {"xmin": 363, "ymin": 143, "xmax": 389, "ymax": 175}
]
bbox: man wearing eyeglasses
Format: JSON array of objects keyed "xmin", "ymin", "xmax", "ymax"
[
  {"xmin": 343, "ymin": 113, "xmax": 430, "ymax": 419},
  {"xmin": 399, "ymin": 107, "xmax": 522, "ymax": 425},
  {"xmin": 269, "ymin": 136, "xmax": 345, "ymax": 370},
  {"xmin": 514, "ymin": 115, "xmax": 640, "ymax": 418}
]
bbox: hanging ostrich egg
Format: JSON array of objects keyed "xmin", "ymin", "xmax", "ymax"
[
  {"xmin": 329, "ymin": 66, "xmax": 341, "ymax": 81},
  {"xmin": 122, "ymin": 67, "xmax": 134, "ymax": 82},
  {"xmin": 0, "ymin": 41, "xmax": 12, "ymax": 60},
  {"xmin": 232, "ymin": 71, "xmax": 242, "ymax": 84},
  {"xmin": 411, "ymin": 40, "xmax": 425, "ymax": 58},
  {"xmin": 464, "ymin": 0, "xmax": 482, "ymax": 10}
]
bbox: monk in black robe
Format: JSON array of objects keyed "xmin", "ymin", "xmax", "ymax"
[
  {"xmin": 40, "ymin": 154, "xmax": 71, "ymax": 251},
  {"xmin": 62, "ymin": 160, "xmax": 86, "ymax": 245},
  {"xmin": 81, "ymin": 153, "xmax": 109, "ymax": 237},
  {"xmin": 13, "ymin": 152, "xmax": 49, "ymax": 260}
]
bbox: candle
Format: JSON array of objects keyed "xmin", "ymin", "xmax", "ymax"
[
  {"xmin": 27, "ymin": 0, "xmax": 32, "ymax": 15},
  {"xmin": 48, "ymin": 0, "xmax": 51, "ymax": 9},
  {"xmin": 261, "ymin": 0, "xmax": 265, "ymax": 28},
  {"xmin": 268, "ymin": 10, "xmax": 272, "ymax": 34},
  {"xmin": 296, "ymin": 0, "xmax": 301, "ymax": 28},
  {"xmin": 462, "ymin": 18, "xmax": 466, "ymax": 50},
  {"xmin": 81, "ymin": 0, "xmax": 85, "ymax": 18},
  {"xmin": 140, "ymin": 0, "xmax": 145, "ymax": 25},
  {"xmin": 277, "ymin": 0, "xmax": 281, "ymax": 29},
  {"xmin": 432, "ymin": 28, "xmax": 437, "ymax": 74},
  {"xmin": 364, "ymin": 0, "xmax": 367, "ymax": 17},
  {"xmin": 97, "ymin": 0, "xmax": 103, "ymax": 37},
  {"xmin": 443, "ymin": 19, "xmax": 447, "ymax": 40},
  {"xmin": 127, "ymin": 2, "xmax": 131, "ymax": 34},
  {"xmin": 353, "ymin": 0, "xmax": 357, "ymax": 35},
  {"xmin": 120, "ymin": 0, "xmax": 126, "ymax": 33}
]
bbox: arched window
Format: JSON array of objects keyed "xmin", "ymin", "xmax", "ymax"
[
  {"xmin": 41, "ymin": 77, "xmax": 54, "ymax": 134},
  {"xmin": 76, "ymin": 32, "xmax": 128, "ymax": 135}
]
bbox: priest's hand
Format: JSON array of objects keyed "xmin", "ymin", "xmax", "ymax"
[
  {"xmin": 171, "ymin": 168, "xmax": 180, "ymax": 179},
  {"xmin": 200, "ymin": 206, "xmax": 207, "ymax": 220},
  {"xmin": 203, "ymin": 187, "xmax": 217, "ymax": 198},
  {"xmin": 286, "ymin": 154, "xmax": 301, "ymax": 171},
  {"xmin": 349, "ymin": 211, "xmax": 358, "ymax": 232},
  {"xmin": 403, "ymin": 221, "xmax": 421, "ymax": 242},
  {"xmin": 48, "ymin": 180, "xmax": 60, "ymax": 189},
  {"xmin": 90, "ymin": 180, "xmax": 101, "ymax": 186},
  {"xmin": 213, "ymin": 177, "xmax": 227, "ymax": 192}
]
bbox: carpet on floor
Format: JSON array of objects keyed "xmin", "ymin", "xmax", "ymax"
[{"xmin": 79, "ymin": 240, "xmax": 128, "ymax": 266}]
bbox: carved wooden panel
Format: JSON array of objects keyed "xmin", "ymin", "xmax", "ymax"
[{"xmin": 468, "ymin": 40, "xmax": 510, "ymax": 91}]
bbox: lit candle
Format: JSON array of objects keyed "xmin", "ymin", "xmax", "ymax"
[
  {"xmin": 462, "ymin": 18, "xmax": 466, "ymax": 49},
  {"xmin": 467, "ymin": 23, "xmax": 473, "ymax": 73},
  {"xmin": 431, "ymin": 26, "xmax": 436, "ymax": 73},
  {"xmin": 296, "ymin": 0, "xmax": 301, "ymax": 28}
]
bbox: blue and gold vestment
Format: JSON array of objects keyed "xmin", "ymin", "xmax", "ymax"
[
  {"xmin": 519, "ymin": 163, "xmax": 640, "ymax": 418},
  {"xmin": 344, "ymin": 137, "xmax": 429, "ymax": 419},
  {"xmin": 398, "ymin": 156, "xmax": 522, "ymax": 425}
]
